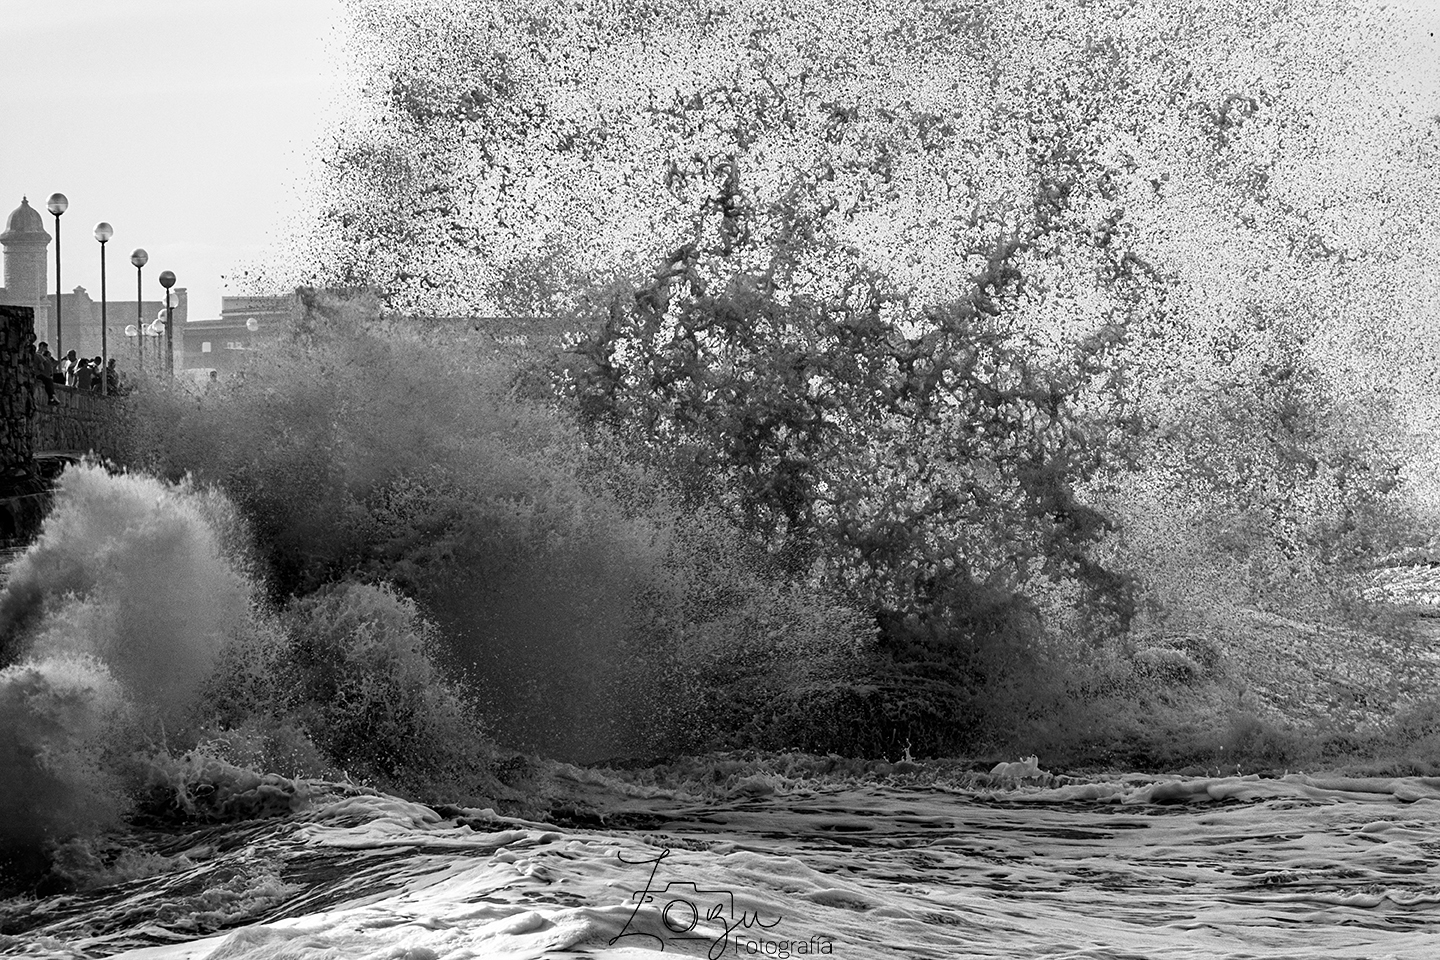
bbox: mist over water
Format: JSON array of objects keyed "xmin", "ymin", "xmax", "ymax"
[
  {"xmin": 104, "ymin": 294, "xmax": 873, "ymax": 770},
  {"xmin": 0, "ymin": 430, "xmax": 816, "ymax": 873},
  {"xmin": 0, "ymin": 318, "xmax": 766, "ymax": 858}
]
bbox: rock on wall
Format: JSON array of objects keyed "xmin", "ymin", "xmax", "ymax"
[
  {"xmin": 31, "ymin": 383, "xmax": 122, "ymax": 458},
  {"xmin": 0, "ymin": 305, "xmax": 124, "ymax": 541},
  {"xmin": 0, "ymin": 304, "xmax": 36, "ymax": 471}
]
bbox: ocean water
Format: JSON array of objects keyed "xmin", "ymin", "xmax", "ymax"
[
  {"xmin": 4, "ymin": 467, "xmax": 1440, "ymax": 959},
  {"xmin": 6, "ymin": 769, "xmax": 1440, "ymax": 959}
]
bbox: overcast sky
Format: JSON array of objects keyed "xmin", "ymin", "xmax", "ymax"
[
  {"xmin": 1, "ymin": 1, "xmax": 1435, "ymax": 322},
  {"xmin": 0, "ymin": 0, "xmax": 346, "ymax": 318}
]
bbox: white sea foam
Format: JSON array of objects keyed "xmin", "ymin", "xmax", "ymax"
[{"xmin": 8, "ymin": 773, "xmax": 1440, "ymax": 959}]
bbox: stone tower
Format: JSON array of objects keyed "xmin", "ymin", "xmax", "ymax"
[{"xmin": 0, "ymin": 197, "xmax": 51, "ymax": 338}]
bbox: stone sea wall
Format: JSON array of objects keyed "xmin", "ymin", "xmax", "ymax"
[
  {"xmin": 0, "ymin": 304, "xmax": 124, "ymax": 470},
  {"xmin": 32, "ymin": 382, "xmax": 122, "ymax": 458},
  {"xmin": 0, "ymin": 304, "xmax": 36, "ymax": 471}
]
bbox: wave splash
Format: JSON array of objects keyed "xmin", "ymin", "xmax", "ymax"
[{"xmin": 0, "ymin": 464, "xmax": 255, "ymax": 855}]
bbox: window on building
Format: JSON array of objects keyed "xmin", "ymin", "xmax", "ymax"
[{"xmin": 201, "ymin": 342, "xmax": 211, "ymax": 353}]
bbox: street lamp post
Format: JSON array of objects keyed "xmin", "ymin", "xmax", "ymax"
[
  {"xmin": 158, "ymin": 270, "xmax": 176, "ymax": 377},
  {"xmin": 94, "ymin": 223, "xmax": 113, "ymax": 396},
  {"xmin": 145, "ymin": 318, "xmax": 164, "ymax": 368},
  {"xmin": 47, "ymin": 193, "xmax": 67, "ymax": 356},
  {"xmin": 130, "ymin": 249, "xmax": 147, "ymax": 374}
]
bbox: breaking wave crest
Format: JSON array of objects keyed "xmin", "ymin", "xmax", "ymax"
[
  {"xmin": 0, "ymin": 465, "xmax": 255, "ymax": 862},
  {"xmin": 0, "ymin": 465, "xmax": 251, "ymax": 711},
  {"xmin": 0, "ymin": 457, "xmax": 508, "ymax": 890}
]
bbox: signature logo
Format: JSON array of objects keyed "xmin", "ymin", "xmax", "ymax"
[{"xmin": 611, "ymin": 848, "xmax": 789, "ymax": 959}]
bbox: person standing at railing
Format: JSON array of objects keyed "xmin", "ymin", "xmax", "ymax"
[
  {"xmin": 33, "ymin": 339, "xmax": 57, "ymax": 405},
  {"xmin": 62, "ymin": 350, "xmax": 78, "ymax": 386}
]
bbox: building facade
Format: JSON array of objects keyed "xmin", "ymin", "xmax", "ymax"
[{"xmin": 178, "ymin": 294, "xmax": 295, "ymax": 375}]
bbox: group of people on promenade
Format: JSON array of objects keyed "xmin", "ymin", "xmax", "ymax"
[{"xmin": 31, "ymin": 341, "xmax": 119, "ymax": 403}]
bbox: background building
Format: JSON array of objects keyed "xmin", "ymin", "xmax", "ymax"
[
  {"xmin": 178, "ymin": 294, "xmax": 295, "ymax": 375},
  {"xmin": 0, "ymin": 197, "xmax": 187, "ymax": 367}
]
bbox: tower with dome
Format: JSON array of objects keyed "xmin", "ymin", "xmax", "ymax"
[{"xmin": 0, "ymin": 197, "xmax": 52, "ymax": 337}]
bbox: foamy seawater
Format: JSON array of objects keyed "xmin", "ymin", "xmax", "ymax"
[{"xmin": 7, "ymin": 772, "xmax": 1440, "ymax": 959}]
